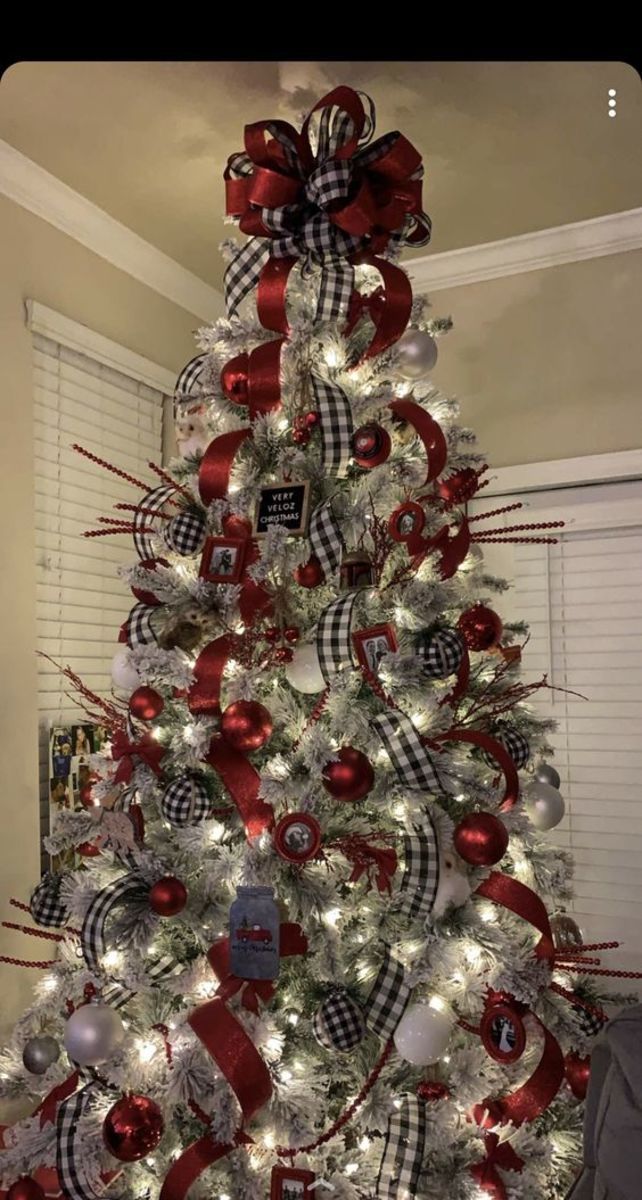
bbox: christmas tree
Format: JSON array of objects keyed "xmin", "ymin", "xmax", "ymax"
[{"xmin": 1, "ymin": 84, "xmax": 635, "ymax": 1200}]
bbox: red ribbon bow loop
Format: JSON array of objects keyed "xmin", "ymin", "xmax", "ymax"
[
  {"xmin": 207, "ymin": 922, "xmax": 308, "ymax": 1014},
  {"xmin": 111, "ymin": 729, "xmax": 165, "ymax": 783},
  {"xmin": 470, "ymin": 1133, "xmax": 524, "ymax": 1200}
]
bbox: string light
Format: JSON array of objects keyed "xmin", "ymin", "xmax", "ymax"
[
  {"xmin": 324, "ymin": 907, "xmax": 341, "ymax": 927},
  {"xmin": 359, "ymin": 1136, "xmax": 371, "ymax": 1151},
  {"xmin": 136, "ymin": 1039, "xmax": 157, "ymax": 1063},
  {"xmin": 286, "ymin": 1011, "xmax": 299, "ymax": 1026},
  {"xmin": 344, "ymin": 1163, "xmax": 359, "ymax": 1176},
  {"xmin": 429, "ymin": 994, "xmax": 447, "ymax": 1012}
]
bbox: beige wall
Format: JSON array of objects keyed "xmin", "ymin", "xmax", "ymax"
[
  {"xmin": 0, "ymin": 195, "xmax": 199, "ymax": 1048},
  {"xmin": 429, "ymin": 249, "xmax": 642, "ymax": 466}
]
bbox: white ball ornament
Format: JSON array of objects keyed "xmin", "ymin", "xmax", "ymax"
[
  {"xmin": 524, "ymin": 781, "xmax": 566, "ymax": 831},
  {"xmin": 284, "ymin": 643, "xmax": 326, "ymax": 694},
  {"xmin": 395, "ymin": 329, "xmax": 438, "ymax": 380},
  {"xmin": 64, "ymin": 1003, "xmax": 125, "ymax": 1066},
  {"xmin": 393, "ymin": 1001, "xmax": 454, "ymax": 1066},
  {"xmin": 111, "ymin": 648, "xmax": 141, "ymax": 692}
]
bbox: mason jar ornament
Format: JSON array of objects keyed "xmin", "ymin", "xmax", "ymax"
[
  {"xmin": 229, "ymin": 885, "xmax": 280, "ymax": 980},
  {"xmin": 340, "ymin": 550, "xmax": 374, "ymax": 591}
]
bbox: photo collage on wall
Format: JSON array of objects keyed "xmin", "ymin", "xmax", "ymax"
[{"xmin": 48, "ymin": 723, "xmax": 108, "ymax": 870}]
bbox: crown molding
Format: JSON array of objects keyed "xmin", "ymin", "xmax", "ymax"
[
  {"xmin": 0, "ymin": 139, "xmax": 224, "ymax": 321},
  {"xmin": 2, "ymin": 138, "xmax": 641, "ymax": 311},
  {"xmin": 409, "ymin": 208, "xmax": 642, "ymax": 292},
  {"xmin": 479, "ymin": 449, "xmax": 642, "ymax": 497}
]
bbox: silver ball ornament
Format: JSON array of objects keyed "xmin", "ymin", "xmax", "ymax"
[
  {"xmin": 64, "ymin": 1003, "xmax": 125, "ymax": 1066},
  {"xmin": 525, "ymin": 781, "xmax": 565, "ymax": 831},
  {"xmin": 395, "ymin": 329, "xmax": 438, "ymax": 380},
  {"xmin": 22, "ymin": 1035, "xmax": 60, "ymax": 1075},
  {"xmin": 535, "ymin": 762, "xmax": 561, "ymax": 789}
]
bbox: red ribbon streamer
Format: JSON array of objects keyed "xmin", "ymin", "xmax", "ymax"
[
  {"xmin": 205, "ymin": 737, "xmax": 274, "ymax": 838},
  {"xmin": 207, "ymin": 922, "xmax": 308, "ymax": 1013},
  {"xmin": 111, "ymin": 730, "xmax": 165, "ymax": 783},
  {"xmin": 475, "ymin": 871, "xmax": 555, "ymax": 964},
  {"xmin": 198, "ymin": 429, "xmax": 252, "ymax": 506},
  {"xmin": 388, "ymin": 399, "xmax": 448, "ymax": 485},
  {"xmin": 159, "ymin": 1132, "xmax": 251, "ymax": 1200},
  {"xmin": 188, "ymin": 635, "xmax": 235, "ymax": 715},
  {"xmin": 431, "ymin": 728, "xmax": 519, "ymax": 811},
  {"xmin": 189, "ymin": 997, "xmax": 273, "ymax": 1121},
  {"xmin": 469, "ymin": 1133, "xmax": 524, "ymax": 1200},
  {"xmin": 351, "ymin": 255, "xmax": 412, "ymax": 361},
  {"xmin": 34, "ymin": 1071, "xmax": 81, "ymax": 1127}
]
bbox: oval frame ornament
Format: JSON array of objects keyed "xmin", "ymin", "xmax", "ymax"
[{"xmin": 480, "ymin": 1001, "xmax": 527, "ymax": 1065}]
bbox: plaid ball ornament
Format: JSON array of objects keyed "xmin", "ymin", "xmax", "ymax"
[
  {"xmin": 161, "ymin": 774, "xmax": 213, "ymax": 827},
  {"xmin": 417, "ymin": 627, "xmax": 465, "ymax": 679},
  {"xmin": 483, "ymin": 722, "xmax": 530, "ymax": 770},
  {"xmin": 164, "ymin": 509, "xmax": 207, "ymax": 556},
  {"xmin": 29, "ymin": 871, "xmax": 69, "ymax": 928},
  {"xmin": 313, "ymin": 989, "xmax": 366, "ymax": 1053}
]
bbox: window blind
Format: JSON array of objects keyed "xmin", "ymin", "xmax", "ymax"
[
  {"xmin": 476, "ymin": 481, "xmax": 642, "ymax": 977},
  {"xmin": 33, "ymin": 328, "xmax": 165, "ymax": 866}
]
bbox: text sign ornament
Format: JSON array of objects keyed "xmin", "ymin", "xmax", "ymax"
[{"xmin": 254, "ymin": 481, "xmax": 310, "ymax": 538}]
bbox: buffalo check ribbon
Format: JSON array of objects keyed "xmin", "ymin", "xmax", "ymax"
[
  {"xmin": 365, "ymin": 945, "xmax": 411, "ymax": 1041},
  {"xmin": 316, "ymin": 590, "xmax": 359, "ymax": 683},
  {"xmin": 376, "ymin": 1094, "xmax": 427, "ymax": 1200},
  {"xmin": 311, "ymin": 375, "xmax": 354, "ymax": 477},
  {"xmin": 308, "ymin": 498, "xmax": 345, "ymax": 581},
  {"xmin": 371, "ymin": 711, "xmax": 444, "ymax": 792},
  {"xmin": 133, "ymin": 484, "xmax": 176, "ymax": 562},
  {"xmin": 398, "ymin": 810, "xmax": 440, "ymax": 919},
  {"xmin": 57, "ymin": 1077, "xmax": 122, "ymax": 1200},
  {"xmin": 119, "ymin": 601, "xmax": 160, "ymax": 649},
  {"xmin": 80, "ymin": 871, "xmax": 148, "ymax": 974}
]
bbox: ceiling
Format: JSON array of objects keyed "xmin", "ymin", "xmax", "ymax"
[{"xmin": 1, "ymin": 60, "xmax": 640, "ymax": 293}]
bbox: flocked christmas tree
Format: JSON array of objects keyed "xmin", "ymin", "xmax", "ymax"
[{"xmin": 1, "ymin": 85, "xmax": 637, "ymax": 1200}]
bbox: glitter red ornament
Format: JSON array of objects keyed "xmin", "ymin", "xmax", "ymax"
[
  {"xmin": 437, "ymin": 468, "xmax": 481, "ymax": 505},
  {"xmin": 453, "ymin": 812, "xmax": 509, "ymax": 866},
  {"xmin": 273, "ymin": 646, "xmax": 294, "ymax": 664},
  {"xmin": 220, "ymin": 700, "xmax": 273, "ymax": 752},
  {"xmin": 77, "ymin": 841, "xmax": 101, "ymax": 858},
  {"xmin": 457, "ymin": 603, "xmax": 503, "ymax": 651},
  {"xmin": 416, "ymin": 1080, "xmax": 450, "ymax": 1103},
  {"xmin": 6, "ymin": 1179, "xmax": 46, "ymax": 1200},
  {"xmin": 102, "ymin": 1093, "xmax": 164, "ymax": 1162},
  {"xmin": 352, "ymin": 423, "xmax": 391, "ymax": 469},
  {"xmin": 149, "ymin": 876, "xmax": 187, "ymax": 917},
  {"xmin": 565, "ymin": 1051, "xmax": 591, "ymax": 1100},
  {"xmin": 294, "ymin": 557, "xmax": 324, "ymax": 589},
  {"xmin": 220, "ymin": 354, "xmax": 249, "ymax": 406},
  {"xmin": 128, "ymin": 687, "xmax": 165, "ymax": 722},
  {"xmin": 264, "ymin": 626, "xmax": 281, "ymax": 643},
  {"xmin": 284, "ymin": 626, "xmax": 300, "ymax": 643},
  {"xmin": 322, "ymin": 747, "xmax": 374, "ymax": 803}
]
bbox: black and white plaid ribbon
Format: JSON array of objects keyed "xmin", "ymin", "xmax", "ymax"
[
  {"xmin": 57, "ymin": 1078, "xmax": 117, "ymax": 1200},
  {"xmin": 371, "ymin": 712, "xmax": 444, "ymax": 793},
  {"xmin": 398, "ymin": 811, "xmax": 441, "ymax": 919},
  {"xmin": 175, "ymin": 354, "xmax": 208, "ymax": 402},
  {"xmin": 365, "ymin": 946, "xmax": 411, "ymax": 1041},
  {"xmin": 102, "ymin": 954, "xmax": 180, "ymax": 1011},
  {"xmin": 376, "ymin": 1094, "xmax": 427, "ymax": 1200},
  {"xmin": 224, "ymin": 237, "xmax": 271, "ymax": 319},
  {"xmin": 308, "ymin": 499, "xmax": 345, "ymax": 582},
  {"xmin": 122, "ymin": 602, "xmax": 159, "ymax": 650},
  {"xmin": 133, "ymin": 484, "xmax": 176, "ymax": 562},
  {"xmin": 316, "ymin": 591, "xmax": 358, "ymax": 683},
  {"xmin": 311, "ymin": 375, "xmax": 354, "ymax": 477},
  {"xmin": 80, "ymin": 872, "xmax": 148, "ymax": 974}
]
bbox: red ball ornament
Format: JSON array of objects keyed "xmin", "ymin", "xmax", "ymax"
[
  {"xmin": 128, "ymin": 686, "xmax": 164, "ymax": 722},
  {"xmin": 352, "ymin": 423, "xmax": 391, "ymax": 469},
  {"xmin": 292, "ymin": 428, "xmax": 310, "ymax": 445},
  {"xmin": 222, "ymin": 512, "xmax": 253, "ymax": 540},
  {"xmin": 149, "ymin": 876, "xmax": 187, "ymax": 917},
  {"xmin": 305, "ymin": 410, "xmax": 320, "ymax": 429},
  {"xmin": 565, "ymin": 1051, "xmax": 591, "ymax": 1100},
  {"xmin": 294, "ymin": 557, "xmax": 325, "ymax": 589},
  {"xmin": 103, "ymin": 1093, "xmax": 164, "ymax": 1162},
  {"xmin": 264, "ymin": 625, "xmax": 281, "ymax": 643},
  {"xmin": 437, "ymin": 468, "xmax": 481, "ymax": 505},
  {"xmin": 457, "ymin": 604, "xmax": 503, "ymax": 651},
  {"xmin": 453, "ymin": 812, "xmax": 509, "ymax": 866},
  {"xmin": 220, "ymin": 354, "xmax": 249, "ymax": 406},
  {"xmin": 273, "ymin": 646, "xmax": 294, "ymax": 664},
  {"xmin": 283, "ymin": 626, "xmax": 300, "ymax": 643},
  {"xmin": 6, "ymin": 1179, "xmax": 46, "ymax": 1200},
  {"xmin": 79, "ymin": 783, "xmax": 100, "ymax": 809},
  {"xmin": 416, "ymin": 1080, "xmax": 450, "ymax": 1103},
  {"xmin": 220, "ymin": 700, "xmax": 273, "ymax": 752},
  {"xmin": 322, "ymin": 747, "xmax": 374, "ymax": 803},
  {"xmin": 77, "ymin": 841, "xmax": 101, "ymax": 858}
]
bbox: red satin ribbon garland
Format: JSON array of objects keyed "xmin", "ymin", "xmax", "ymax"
[
  {"xmin": 189, "ymin": 998, "xmax": 273, "ymax": 1121},
  {"xmin": 111, "ymin": 729, "xmax": 165, "ymax": 783},
  {"xmin": 351, "ymin": 255, "xmax": 412, "ymax": 361},
  {"xmin": 207, "ymin": 922, "xmax": 308, "ymax": 1013},
  {"xmin": 430, "ymin": 729, "xmax": 519, "ymax": 812},
  {"xmin": 475, "ymin": 871, "xmax": 555, "ymax": 964},
  {"xmin": 188, "ymin": 635, "xmax": 236, "ymax": 716},
  {"xmin": 205, "ymin": 736, "xmax": 274, "ymax": 838},
  {"xmin": 198, "ymin": 429, "xmax": 252, "ymax": 507},
  {"xmin": 256, "ymin": 256, "xmax": 297, "ymax": 336},
  {"xmin": 469, "ymin": 1133, "xmax": 524, "ymax": 1200},
  {"xmin": 34, "ymin": 1071, "xmax": 81, "ymax": 1127},
  {"xmin": 388, "ymin": 399, "xmax": 448, "ymax": 485},
  {"xmin": 159, "ymin": 1131, "xmax": 252, "ymax": 1200}
]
